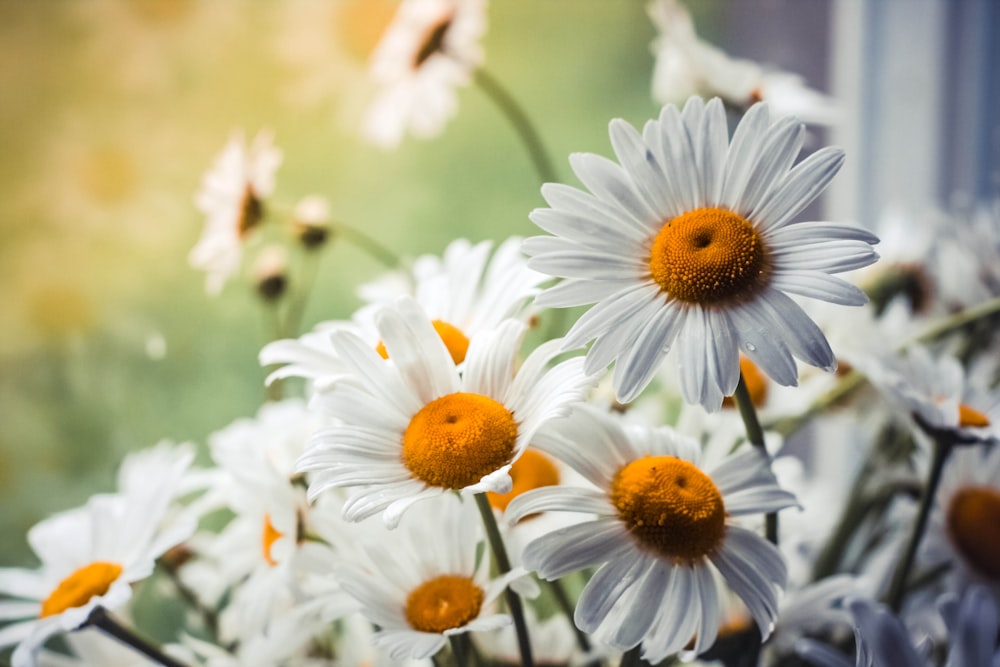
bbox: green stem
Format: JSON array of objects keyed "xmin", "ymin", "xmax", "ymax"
[
  {"xmin": 280, "ymin": 249, "xmax": 321, "ymax": 340},
  {"xmin": 261, "ymin": 300, "xmax": 285, "ymax": 402},
  {"xmin": 474, "ymin": 68, "xmax": 558, "ymax": 185},
  {"xmin": 886, "ymin": 433, "xmax": 953, "ymax": 613},
  {"xmin": 473, "ymin": 494, "xmax": 534, "ymax": 667},
  {"xmin": 546, "ymin": 579, "xmax": 592, "ymax": 655},
  {"xmin": 450, "ymin": 634, "xmax": 470, "ymax": 667},
  {"xmin": 87, "ymin": 607, "xmax": 189, "ymax": 667},
  {"xmin": 910, "ymin": 293, "xmax": 1000, "ymax": 344},
  {"xmin": 329, "ymin": 220, "xmax": 400, "ymax": 268},
  {"xmin": 732, "ymin": 372, "xmax": 778, "ymax": 544}
]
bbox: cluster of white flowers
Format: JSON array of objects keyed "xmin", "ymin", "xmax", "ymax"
[{"xmin": 5, "ymin": 2, "xmax": 1000, "ymax": 667}]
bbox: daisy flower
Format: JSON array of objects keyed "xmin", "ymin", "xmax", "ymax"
[
  {"xmin": 336, "ymin": 494, "xmax": 518, "ymax": 661},
  {"xmin": 523, "ymin": 96, "xmax": 879, "ymax": 409},
  {"xmin": 648, "ymin": 0, "xmax": 838, "ymax": 125},
  {"xmin": 505, "ymin": 405, "xmax": 797, "ymax": 661},
  {"xmin": 859, "ymin": 344, "xmax": 999, "ymax": 444},
  {"xmin": 0, "ymin": 449, "xmax": 195, "ymax": 666},
  {"xmin": 923, "ymin": 444, "xmax": 1000, "ymax": 594},
  {"xmin": 297, "ymin": 296, "xmax": 593, "ymax": 528},
  {"xmin": 362, "ymin": 0, "xmax": 487, "ymax": 148},
  {"xmin": 261, "ymin": 236, "xmax": 545, "ymax": 390},
  {"xmin": 189, "ymin": 129, "xmax": 283, "ymax": 295}
]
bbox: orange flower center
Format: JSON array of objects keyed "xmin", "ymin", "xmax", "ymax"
[
  {"xmin": 649, "ymin": 207, "xmax": 770, "ymax": 306},
  {"xmin": 958, "ymin": 403, "xmax": 991, "ymax": 428},
  {"xmin": 947, "ymin": 486, "xmax": 1000, "ymax": 579},
  {"xmin": 610, "ymin": 456, "xmax": 726, "ymax": 563},
  {"xmin": 413, "ymin": 14, "xmax": 453, "ymax": 68},
  {"xmin": 40, "ymin": 561, "xmax": 123, "ymax": 618},
  {"xmin": 405, "ymin": 574, "xmax": 484, "ymax": 633},
  {"xmin": 376, "ymin": 319, "xmax": 470, "ymax": 365},
  {"xmin": 261, "ymin": 514, "xmax": 284, "ymax": 567},
  {"xmin": 402, "ymin": 392, "xmax": 518, "ymax": 489},
  {"xmin": 488, "ymin": 449, "xmax": 560, "ymax": 513},
  {"xmin": 237, "ymin": 184, "xmax": 264, "ymax": 238}
]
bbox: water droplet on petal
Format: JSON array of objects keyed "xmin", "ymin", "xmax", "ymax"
[{"xmin": 745, "ymin": 343, "xmax": 757, "ymax": 353}]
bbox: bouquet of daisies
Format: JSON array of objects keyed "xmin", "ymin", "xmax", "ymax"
[{"xmin": 3, "ymin": 1, "xmax": 999, "ymax": 667}]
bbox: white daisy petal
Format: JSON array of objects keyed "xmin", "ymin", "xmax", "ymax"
[
  {"xmin": 575, "ymin": 555, "xmax": 653, "ymax": 634},
  {"xmin": 770, "ymin": 271, "xmax": 869, "ymax": 306},
  {"xmin": 503, "ymin": 487, "xmax": 613, "ymax": 525},
  {"xmin": 752, "ymin": 146, "xmax": 845, "ymax": 232},
  {"xmin": 523, "ymin": 520, "xmax": 633, "ymax": 579}
]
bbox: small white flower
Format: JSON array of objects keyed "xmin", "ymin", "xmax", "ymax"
[
  {"xmin": 506, "ymin": 405, "xmax": 797, "ymax": 662},
  {"xmin": 189, "ymin": 130, "xmax": 283, "ymax": 295},
  {"xmin": 363, "ymin": 0, "xmax": 487, "ymax": 148},
  {"xmin": 336, "ymin": 494, "xmax": 517, "ymax": 661}
]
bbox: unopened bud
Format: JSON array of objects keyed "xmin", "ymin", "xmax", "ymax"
[
  {"xmin": 292, "ymin": 195, "xmax": 331, "ymax": 249},
  {"xmin": 254, "ymin": 245, "xmax": 289, "ymax": 302}
]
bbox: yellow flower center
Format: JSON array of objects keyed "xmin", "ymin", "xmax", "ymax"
[
  {"xmin": 722, "ymin": 355, "xmax": 769, "ymax": 409},
  {"xmin": 649, "ymin": 207, "xmax": 770, "ymax": 306},
  {"xmin": 261, "ymin": 514, "xmax": 284, "ymax": 567},
  {"xmin": 487, "ymin": 449, "xmax": 560, "ymax": 513},
  {"xmin": 402, "ymin": 392, "xmax": 518, "ymax": 490},
  {"xmin": 405, "ymin": 575, "xmax": 484, "ymax": 633},
  {"xmin": 413, "ymin": 14, "xmax": 453, "ymax": 68},
  {"xmin": 237, "ymin": 184, "xmax": 264, "ymax": 239},
  {"xmin": 376, "ymin": 320, "xmax": 470, "ymax": 365},
  {"xmin": 40, "ymin": 561, "xmax": 123, "ymax": 618},
  {"xmin": 610, "ymin": 456, "xmax": 726, "ymax": 563},
  {"xmin": 958, "ymin": 403, "xmax": 991, "ymax": 428},
  {"xmin": 947, "ymin": 486, "xmax": 1000, "ymax": 579}
]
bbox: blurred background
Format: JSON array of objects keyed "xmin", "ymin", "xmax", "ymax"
[{"xmin": 0, "ymin": 0, "xmax": 996, "ymax": 566}]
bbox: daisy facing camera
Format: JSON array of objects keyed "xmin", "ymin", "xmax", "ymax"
[{"xmin": 524, "ymin": 96, "xmax": 880, "ymax": 411}]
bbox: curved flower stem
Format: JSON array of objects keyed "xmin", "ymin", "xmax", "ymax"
[
  {"xmin": 87, "ymin": 607, "xmax": 190, "ymax": 667},
  {"xmin": 473, "ymin": 493, "xmax": 534, "ymax": 667},
  {"xmin": 474, "ymin": 68, "xmax": 558, "ymax": 185},
  {"xmin": 909, "ymin": 293, "xmax": 1000, "ymax": 344},
  {"xmin": 886, "ymin": 432, "xmax": 953, "ymax": 613},
  {"xmin": 329, "ymin": 220, "xmax": 400, "ymax": 269},
  {"xmin": 732, "ymin": 372, "xmax": 778, "ymax": 544}
]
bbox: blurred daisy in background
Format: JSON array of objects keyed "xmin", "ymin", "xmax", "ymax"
[
  {"xmin": 363, "ymin": 0, "xmax": 487, "ymax": 148},
  {"xmin": 524, "ymin": 97, "xmax": 878, "ymax": 409},
  {"xmin": 297, "ymin": 296, "xmax": 592, "ymax": 527},
  {"xmin": 189, "ymin": 129, "xmax": 283, "ymax": 295},
  {"xmin": 260, "ymin": 236, "xmax": 544, "ymax": 389},
  {"xmin": 859, "ymin": 344, "xmax": 999, "ymax": 444},
  {"xmin": 923, "ymin": 444, "xmax": 1000, "ymax": 596},
  {"xmin": 648, "ymin": 0, "xmax": 838, "ymax": 126},
  {"xmin": 506, "ymin": 404, "xmax": 797, "ymax": 661}
]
